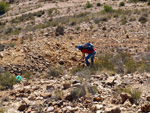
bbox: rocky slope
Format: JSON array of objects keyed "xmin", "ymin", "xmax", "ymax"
[{"xmin": 1, "ymin": 72, "xmax": 150, "ymax": 113}]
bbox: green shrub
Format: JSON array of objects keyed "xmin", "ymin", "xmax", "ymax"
[
  {"xmin": 11, "ymin": 13, "xmax": 34, "ymax": 23},
  {"xmin": 33, "ymin": 10, "xmax": 45, "ymax": 17},
  {"xmin": 124, "ymin": 58, "xmax": 138, "ymax": 73},
  {"xmin": 139, "ymin": 16, "xmax": 147, "ymax": 24},
  {"xmin": 76, "ymin": 26, "xmax": 80, "ymax": 31},
  {"xmin": 103, "ymin": 5, "xmax": 114, "ymax": 13},
  {"xmin": 119, "ymin": 2, "xmax": 125, "ymax": 7},
  {"xmin": 148, "ymin": 0, "xmax": 150, "ymax": 5},
  {"xmin": 0, "ymin": 1, "xmax": 9, "ymax": 15},
  {"xmin": 9, "ymin": 0, "xmax": 14, "ymax": 4},
  {"xmin": 86, "ymin": 1, "xmax": 93, "ymax": 8},
  {"xmin": 48, "ymin": 8, "xmax": 59, "ymax": 16},
  {"xmin": 129, "ymin": 16, "xmax": 136, "ymax": 21},
  {"xmin": 88, "ymin": 85, "xmax": 98, "ymax": 95},
  {"xmin": 70, "ymin": 65, "xmax": 97, "ymax": 76},
  {"xmin": 70, "ymin": 86, "xmax": 86, "ymax": 100},
  {"xmin": 23, "ymin": 71, "xmax": 32, "ymax": 80},
  {"xmin": 0, "ymin": 72, "xmax": 16, "ymax": 90},
  {"xmin": 120, "ymin": 16, "xmax": 127, "ymax": 25},
  {"xmin": 5, "ymin": 27, "xmax": 13, "ymax": 34},
  {"xmin": 54, "ymin": 90, "xmax": 64, "ymax": 100},
  {"xmin": 70, "ymin": 85, "xmax": 97, "ymax": 100},
  {"xmin": 121, "ymin": 88, "xmax": 142, "ymax": 102},
  {"xmin": 70, "ymin": 65, "xmax": 84, "ymax": 75},
  {"xmin": 97, "ymin": 3, "xmax": 101, "ymax": 7},
  {"xmin": 95, "ymin": 53, "xmax": 115, "ymax": 71},
  {"xmin": 47, "ymin": 65, "xmax": 64, "ymax": 77},
  {"xmin": 9, "ymin": 42, "xmax": 15, "ymax": 48},
  {"xmin": 90, "ymin": 25, "xmax": 93, "ymax": 29}
]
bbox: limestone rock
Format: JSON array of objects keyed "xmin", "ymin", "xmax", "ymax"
[
  {"xmin": 40, "ymin": 93, "xmax": 51, "ymax": 98},
  {"xmin": 93, "ymin": 96, "xmax": 103, "ymax": 102},
  {"xmin": 17, "ymin": 103, "xmax": 27, "ymax": 111},
  {"xmin": 105, "ymin": 76, "xmax": 116, "ymax": 86},
  {"xmin": 105, "ymin": 106, "xmax": 121, "ymax": 113},
  {"xmin": 120, "ymin": 93, "xmax": 132, "ymax": 104},
  {"xmin": 47, "ymin": 106, "xmax": 54, "ymax": 112},
  {"xmin": 63, "ymin": 83, "xmax": 71, "ymax": 89}
]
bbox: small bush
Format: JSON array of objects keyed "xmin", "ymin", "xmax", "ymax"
[
  {"xmin": 94, "ymin": 16, "xmax": 109, "ymax": 24},
  {"xmin": 120, "ymin": 16, "xmax": 127, "ymax": 25},
  {"xmin": 121, "ymin": 88, "xmax": 142, "ymax": 102},
  {"xmin": 0, "ymin": 1, "xmax": 9, "ymax": 15},
  {"xmin": 54, "ymin": 90, "xmax": 64, "ymax": 100},
  {"xmin": 76, "ymin": 26, "xmax": 80, "ymax": 31},
  {"xmin": 70, "ymin": 84, "xmax": 97, "ymax": 100},
  {"xmin": 47, "ymin": 66, "xmax": 64, "ymax": 77},
  {"xmin": 88, "ymin": 85, "xmax": 98, "ymax": 95},
  {"xmin": 0, "ymin": 72, "xmax": 16, "ymax": 90},
  {"xmin": 97, "ymin": 3, "xmax": 101, "ymax": 7},
  {"xmin": 103, "ymin": 5, "xmax": 114, "ymax": 13},
  {"xmin": 9, "ymin": 0, "xmax": 14, "ymax": 4},
  {"xmin": 70, "ymin": 65, "xmax": 84, "ymax": 75},
  {"xmin": 86, "ymin": 1, "xmax": 93, "ymax": 8},
  {"xmin": 148, "ymin": 0, "xmax": 150, "ymax": 5},
  {"xmin": 70, "ymin": 86, "xmax": 86, "ymax": 100},
  {"xmin": 90, "ymin": 25, "xmax": 93, "ymax": 29},
  {"xmin": 9, "ymin": 42, "xmax": 15, "ymax": 48},
  {"xmin": 124, "ymin": 58, "xmax": 138, "ymax": 73},
  {"xmin": 129, "ymin": 16, "xmax": 136, "ymax": 21},
  {"xmin": 23, "ymin": 71, "xmax": 32, "ymax": 80},
  {"xmin": 119, "ymin": 2, "xmax": 125, "ymax": 7},
  {"xmin": 95, "ymin": 53, "xmax": 115, "ymax": 71},
  {"xmin": 139, "ymin": 16, "xmax": 147, "ymax": 24},
  {"xmin": 33, "ymin": 10, "xmax": 45, "ymax": 17},
  {"xmin": 48, "ymin": 8, "xmax": 59, "ymax": 16}
]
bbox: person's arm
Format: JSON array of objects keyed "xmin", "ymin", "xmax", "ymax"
[{"xmin": 80, "ymin": 53, "xmax": 85, "ymax": 61}]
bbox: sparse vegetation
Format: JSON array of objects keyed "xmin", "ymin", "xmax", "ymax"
[
  {"xmin": 103, "ymin": 5, "xmax": 114, "ymax": 13},
  {"xmin": 23, "ymin": 71, "xmax": 32, "ymax": 80},
  {"xmin": 70, "ymin": 86, "xmax": 86, "ymax": 100},
  {"xmin": 47, "ymin": 65, "xmax": 64, "ymax": 77},
  {"xmin": 121, "ymin": 87, "xmax": 142, "ymax": 102},
  {"xmin": 97, "ymin": 3, "xmax": 101, "ymax": 7},
  {"xmin": 86, "ymin": 1, "xmax": 93, "ymax": 8},
  {"xmin": 9, "ymin": 42, "xmax": 15, "ymax": 48},
  {"xmin": 70, "ymin": 84, "xmax": 97, "ymax": 100},
  {"xmin": 0, "ymin": 72, "xmax": 16, "ymax": 90},
  {"xmin": 54, "ymin": 90, "xmax": 64, "ymax": 100},
  {"xmin": 71, "ymin": 52, "xmax": 150, "ymax": 75},
  {"xmin": 139, "ymin": 16, "xmax": 147, "ymax": 24},
  {"xmin": 120, "ymin": 16, "xmax": 127, "ymax": 25},
  {"xmin": 119, "ymin": 2, "xmax": 125, "ymax": 7},
  {"xmin": 148, "ymin": 0, "xmax": 150, "ymax": 5},
  {"xmin": 0, "ymin": 1, "xmax": 9, "ymax": 15}
]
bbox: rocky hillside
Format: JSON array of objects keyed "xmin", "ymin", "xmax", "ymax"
[{"xmin": 0, "ymin": 0, "xmax": 150, "ymax": 112}]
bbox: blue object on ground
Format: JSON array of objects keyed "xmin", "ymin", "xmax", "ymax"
[{"xmin": 16, "ymin": 75, "xmax": 23, "ymax": 82}]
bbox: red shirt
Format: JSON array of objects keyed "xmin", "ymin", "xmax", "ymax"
[{"xmin": 81, "ymin": 48, "xmax": 95, "ymax": 54}]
